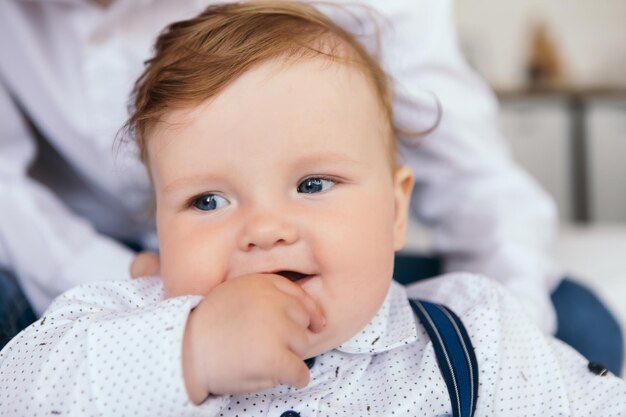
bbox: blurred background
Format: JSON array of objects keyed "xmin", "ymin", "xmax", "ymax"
[
  {"xmin": 454, "ymin": 0, "xmax": 626, "ymax": 224},
  {"xmin": 457, "ymin": 0, "xmax": 626, "ymax": 364}
]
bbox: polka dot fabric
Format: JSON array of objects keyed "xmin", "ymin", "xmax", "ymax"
[
  {"xmin": 1, "ymin": 274, "xmax": 625, "ymax": 416},
  {"xmin": 0, "ymin": 278, "xmax": 224, "ymax": 416}
]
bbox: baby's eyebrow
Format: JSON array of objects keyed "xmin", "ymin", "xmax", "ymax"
[
  {"xmin": 291, "ymin": 152, "xmax": 364, "ymax": 168},
  {"xmin": 161, "ymin": 152, "xmax": 362, "ymax": 193},
  {"xmin": 161, "ymin": 173, "xmax": 223, "ymax": 194}
]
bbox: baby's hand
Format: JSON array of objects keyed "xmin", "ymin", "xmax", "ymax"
[{"xmin": 182, "ymin": 274, "xmax": 325, "ymax": 403}]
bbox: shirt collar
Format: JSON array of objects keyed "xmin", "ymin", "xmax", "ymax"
[{"xmin": 335, "ymin": 281, "xmax": 418, "ymax": 354}]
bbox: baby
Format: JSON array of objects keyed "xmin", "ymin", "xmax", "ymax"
[
  {"xmin": 1, "ymin": 2, "xmax": 625, "ymax": 416},
  {"xmin": 132, "ymin": 0, "xmax": 413, "ymax": 403}
]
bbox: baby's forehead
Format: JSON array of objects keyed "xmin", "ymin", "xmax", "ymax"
[
  {"xmin": 153, "ymin": 57, "xmax": 387, "ymax": 138},
  {"xmin": 146, "ymin": 57, "xmax": 394, "ymax": 178}
]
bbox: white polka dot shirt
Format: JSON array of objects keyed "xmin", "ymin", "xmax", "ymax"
[{"xmin": 1, "ymin": 273, "xmax": 625, "ymax": 416}]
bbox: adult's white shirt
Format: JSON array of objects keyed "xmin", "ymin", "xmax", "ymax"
[{"xmin": 0, "ymin": 0, "xmax": 559, "ymax": 330}]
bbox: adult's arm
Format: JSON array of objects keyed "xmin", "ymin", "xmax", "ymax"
[
  {"xmin": 0, "ymin": 277, "xmax": 225, "ymax": 416},
  {"xmin": 376, "ymin": 0, "xmax": 560, "ymax": 332},
  {"xmin": 0, "ymin": 81, "xmax": 135, "ymax": 316}
]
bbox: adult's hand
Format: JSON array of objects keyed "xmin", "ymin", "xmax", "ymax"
[{"xmin": 130, "ymin": 251, "xmax": 161, "ymax": 278}]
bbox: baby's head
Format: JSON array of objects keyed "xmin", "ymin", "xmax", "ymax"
[
  {"xmin": 129, "ymin": 1, "xmax": 404, "ymax": 164},
  {"xmin": 128, "ymin": 1, "xmax": 414, "ymax": 356}
]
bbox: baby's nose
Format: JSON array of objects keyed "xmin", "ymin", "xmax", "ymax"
[{"xmin": 237, "ymin": 212, "xmax": 299, "ymax": 251}]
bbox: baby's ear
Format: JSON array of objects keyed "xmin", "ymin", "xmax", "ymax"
[{"xmin": 392, "ymin": 166, "xmax": 414, "ymax": 250}]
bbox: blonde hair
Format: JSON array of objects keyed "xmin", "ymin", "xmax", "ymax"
[{"xmin": 125, "ymin": 1, "xmax": 399, "ymax": 168}]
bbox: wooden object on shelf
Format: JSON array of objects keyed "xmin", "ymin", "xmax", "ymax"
[{"xmin": 527, "ymin": 23, "xmax": 566, "ymax": 89}]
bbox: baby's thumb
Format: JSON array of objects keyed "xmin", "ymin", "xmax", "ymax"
[{"xmin": 130, "ymin": 251, "xmax": 161, "ymax": 278}]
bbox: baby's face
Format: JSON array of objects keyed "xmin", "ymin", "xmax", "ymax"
[{"xmin": 147, "ymin": 58, "xmax": 413, "ymax": 356}]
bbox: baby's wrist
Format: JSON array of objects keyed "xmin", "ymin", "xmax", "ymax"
[{"xmin": 182, "ymin": 308, "xmax": 210, "ymax": 404}]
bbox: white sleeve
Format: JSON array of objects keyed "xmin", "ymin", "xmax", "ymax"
[
  {"xmin": 378, "ymin": 0, "xmax": 559, "ymax": 332},
  {"xmin": 0, "ymin": 277, "xmax": 228, "ymax": 417},
  {"xmin": 407, "ymin": 273, "xmax": 626, "ymax": 414},
  {"xmin": 488, "ymin": 275, "xmax": 626, "ymax": 415},
  {"xmin": 0, "ymin": 80, "xmax": 135, "ymax": 316}
]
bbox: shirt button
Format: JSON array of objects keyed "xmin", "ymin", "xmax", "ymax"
[
  {"xmin": 304, "ymin": 357, "xmax": 316, "ymax": 369},
  {"xmin": 280, "ymin": 411, "xmax": 301, "ymax": 417},
  {"xmin": 587, "ymin": 361, "xmax": 609, "ymax": 376}
]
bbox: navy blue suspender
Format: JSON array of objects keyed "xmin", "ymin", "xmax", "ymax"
[{"xmin": 410, "ymin": 300, "xmax": 479, "ymax": 417}]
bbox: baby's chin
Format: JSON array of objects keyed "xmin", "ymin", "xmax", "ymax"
[
  {"xmin": 303, "ymin": 285, "xmax": 391, "ymax": 359},
  {"xmin": 303, "ymin": 321, "xmax": 366, "ymax": 359},
  {"xmin": 304, "ymin": 311, "xmax": 379, "ymax": 359},
  {"xmin": 304, "ymin": 332, "xmax": 342, "ymax": 359}
]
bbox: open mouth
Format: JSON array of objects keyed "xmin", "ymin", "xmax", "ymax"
[{"xmin": 275, "ymin": 270, "xmax": 312, "ymax": 282}]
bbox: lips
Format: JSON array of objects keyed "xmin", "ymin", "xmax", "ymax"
[{"xmin": 275, "ymin": 270, "xmax": 313, "ymax": 282}]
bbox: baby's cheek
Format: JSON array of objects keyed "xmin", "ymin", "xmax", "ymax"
[
  {"xmin": 162, "ymin": 271, "xmax": 224, "ymax": 298},
  {"xmin": 160, "ymin": 239, "xmax": 222, "ymax": 297},
  {"xmin": 161, "ymin": 269, "xmax": 186, "ymax": 299},
  {"xmin": 160, "ymin": 260, "xmax": 208, "ymax": 298}
]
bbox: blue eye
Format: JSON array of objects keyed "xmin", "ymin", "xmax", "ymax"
[
  {"xmin": 191, "ymin": 194, "xmax": 228, "ymax": 211},
  {"xmin": 297, "ymin": 177, "xmax": 336, "ymax": 194}
]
